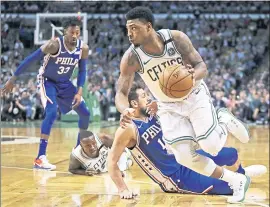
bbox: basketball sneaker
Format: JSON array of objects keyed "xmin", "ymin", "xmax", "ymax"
[
  {"xmin": 34, "ymin": 155, "xmax": 56, "ymax": 170},
  {"xmin": 227, "ymin": 174, "xmax": 251, "ymax": 203},
  {"xmin": 217, "ymin": 108, "xmax": 250, "ymax": 143},
  {"xmin": 244, "ymin": 165, "xmax": 267, "ymax": 178}
]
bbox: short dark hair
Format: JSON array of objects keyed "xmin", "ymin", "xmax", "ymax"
[
  {"xmin": 79, "ymin": 130, "xmax": 94, "ymax": 141},
  {"xmin": 63, "ymin": 17, "xmax": 81, "ymax": 29},
  {"xmin": 128, "ymin": 82, "xmax": 144, "ymax": 107},
  {"xmin": 126, "ymin": 7, "xmax": 154, "ymax": 26}
]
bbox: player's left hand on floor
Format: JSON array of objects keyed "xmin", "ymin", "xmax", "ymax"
[
  {"xmin": 119, "ymin": 189, "xmax": 138, "ymax": 199},
  {"xmin": 72, "ymin": 93, "xmax": 82, "ymax": 109}
]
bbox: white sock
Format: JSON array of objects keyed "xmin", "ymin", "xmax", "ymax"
[{"xmin": 219, "ymin": 168, "xmax": 238, "ymax": 183}]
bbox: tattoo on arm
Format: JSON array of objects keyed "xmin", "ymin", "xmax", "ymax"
[
  {"xmin": 116, "ymin": 73, "xmax": 134, "ymax": 96},
  {"xmin": 173, "ymin": 32, "xmax": 204, "ymax": 67},
  {"xmin": 127, "ymin": 52, "xmax": 136, "ymax": 66}
]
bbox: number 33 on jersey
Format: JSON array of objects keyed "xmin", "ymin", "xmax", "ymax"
[{"xmin": 40, "ymin": 36, "xmax": 83, "ymax": 82}]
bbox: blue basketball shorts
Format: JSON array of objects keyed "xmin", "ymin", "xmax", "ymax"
[{"xmin": 39, "ymin": 78, "xmax": 77, "ymax": 114}]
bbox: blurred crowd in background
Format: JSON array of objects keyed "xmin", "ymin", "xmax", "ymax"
[
  {"xmin": 2, "ymin": 1, "xmax": 269, "ymax": 14},
  {"xmin": 1, "ymin": 2, "xmax": 269, "ymax": 124}
]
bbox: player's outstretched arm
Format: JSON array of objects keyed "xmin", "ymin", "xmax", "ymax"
[
  {"xmin": 72, "ymin": 43, "xmax": 89, "ymax": 109},
  {"xmin": 115, "ymin": 49, "xmax": 139, "ymax": 114},
  {"xmin": 171, "ymin": 30, "xmax": 208, "ymax": 81},
  {"xmin": 98, "ymin": 133, "xmax": 114, "ymax": 148},
  {"xmin": 108, "ymin": 125, "xmax": 137, "ymax": 199},
  {"xmin": 115, "ymin": 49, "xmax": 140, "ymax": 127},
  {"xmin": 1, "ymin": 39, "xmax": 59, "ymax": 95}
]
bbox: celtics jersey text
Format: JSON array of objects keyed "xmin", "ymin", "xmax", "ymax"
[
  {"xmin": 72, "ymin": 134, "xmax": 109, "ymax": 172},
  {"xmin": 131, "ymin": 29, "xmax": 200, "ymax": 102}
]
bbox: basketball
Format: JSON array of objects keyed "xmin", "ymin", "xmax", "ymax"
[{"xmin": 159, "ymin": 64, "xmax": 194, "ymax": 98}]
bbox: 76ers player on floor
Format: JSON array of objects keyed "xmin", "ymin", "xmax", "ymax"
[
  {"xmin": 1, "ymin": 18, "xmax": 90, "ymax": 170},
  {"xmin": 115, "ymin": 7, "xmax": 251, "ymax": 203},
  {"xmin": 109, "ymin": 84, "xmax": 266, "ymax": 199}
]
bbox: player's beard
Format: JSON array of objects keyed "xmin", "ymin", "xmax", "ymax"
[{"xmin": 140, "ymin": 107, "xmax": 150, "ymax": 118}]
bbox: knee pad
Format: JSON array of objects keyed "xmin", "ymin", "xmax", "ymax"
[
  {"xmin": 217, "ymin": 147, "xmax": 238, "ymax": 166},
  {"xmin": 171, "ymin": 143, "xmax": 217, "ymax": 176},
  {"xmin": 45, "ymin": 105, "xmax": 57, "ymax": 122},
  {"xmin": 198, "ymin": 126, "xmax": 227, "ymax": 156},
  {"xmin": 169, "ymin": 142, "xmax": 198, "ymax": 167},
  {"xmin": 199, "ymin": 140, "xmax": 220, "ymax": 156},
  {"xmin": 75, "ymin": 101, "xmax": 90, "ymax": 130}
]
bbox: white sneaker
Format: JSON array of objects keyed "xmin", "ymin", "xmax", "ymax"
[
  {"xmin": 33, "ymin": 155, "xmax": 56, "ymax": 171},
  {"xmin": 217, "ymin": 108, "xmax": 250, "ymax": 143},
  {"xmin": 244, "ymin": 165, "xmax": 267, "ymax": 178},
  {"xmin": 227, "ymin": 174, "xmax": 251, "ymax": 203}
]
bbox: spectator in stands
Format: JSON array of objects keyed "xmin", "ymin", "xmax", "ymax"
[
  {"xmin": 1, "ymin": 2, "xmax": 269, "ymax": 125},
  {"xmin": 253, "ymin": 97, "xmax": 269, "ymax": 125},
  {"xmin": 213, "ymin": 90, "xmax": 226, "ymax": 110},
  {"xmin": 15, "ymin": 91, "xmax": 33, "ymax": 121}
]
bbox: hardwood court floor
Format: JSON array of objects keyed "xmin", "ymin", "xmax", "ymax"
[{"xmin": 1, "ymin": 122, "xmax": 269, "ymax": 207}]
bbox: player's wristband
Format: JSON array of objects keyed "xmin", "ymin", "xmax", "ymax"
[
  {"xmin": 14, "ymin": 48, "xmax": 45, "ymax": 77},
  {"xmin": 77, "ymin": 59, "xmax": 87, "ymax": 87}
]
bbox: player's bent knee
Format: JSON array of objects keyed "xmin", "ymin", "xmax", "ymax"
[
  {"xmin": 222, "ymin": 147, "xmax": 238, "ymax": 166},
  {"xmin": 76, "ymin": 102, "xmax": 90, "ymax": 130},
  {"xmin": 45, "ymin": 107, "xmax": 57, "ymax": 122},
  {"xmin": 174, "ymin": 153, "xmax": 193, "ymax": 168},
  {"xmin": 170, "ymin": 146, "xmax": 195, "ymax": 168},
  {"xmin": 199, "ymin": 139, "xmax": 221, "ymax": 156},
  {"xmin": 41, "ymin": 106, "xmax": 57, "ymax": 135}
]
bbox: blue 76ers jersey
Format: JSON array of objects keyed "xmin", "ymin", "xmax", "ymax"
[
  {"xmin": 131, "ymin": 116, "xmax": 180, "ymax": 182},
  {"xmin": 41, "ymin": 36, "xmax": 83, "ymax": 82}
]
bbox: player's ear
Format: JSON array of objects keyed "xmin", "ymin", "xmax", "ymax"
[
  {"xmin": 147, "ymin": 22, "xmax": 152, "ymax": 31},
  {"xmin": 130, "ymin": 100, "xmax": 138, "ymax": 108}
]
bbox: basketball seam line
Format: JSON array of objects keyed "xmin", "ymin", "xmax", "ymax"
[
  {"xmin": 164, "ymin": 65, "xmax": 179, "ymax": 97},
  {"xmin": 170, "ymin": 72, "xmax": 193, "ymax": 88},
  {"xmin": 159, "ymin": 82, "xmax": 193, "ymax": 92}
]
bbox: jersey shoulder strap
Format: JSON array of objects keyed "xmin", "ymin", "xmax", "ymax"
[
  {"xmin": 77, "ymin": 39, "xmax": 84, "ymax": 59},
  {"xmin": 157, "ymin": 29, "xmax": 173, "ymax": 44}
]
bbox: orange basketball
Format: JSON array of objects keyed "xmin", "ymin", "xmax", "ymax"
[{"xmin": 159, "ymin": 64, "xmax": 194, "ymax": 98}]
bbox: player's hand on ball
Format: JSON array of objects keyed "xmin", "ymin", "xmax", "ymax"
[
  {"xmin": 146, "ymin": 100, "xmax": 158, "ymax": 116},
  {"xmin": 186, "ymin": 64, "xmax": 195, "ymax": 74},
  {"xmin": 119, "ymin": 189, "xmax": 137, "ymax": 199},
  {"xmin": 72, "ymin": 93, "xmax": 82, "ymax": 109},
  {"xmin": 120, "ymin": 108, "xmax": 135, "ymax": 128}
]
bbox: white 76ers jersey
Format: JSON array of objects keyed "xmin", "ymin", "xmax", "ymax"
[{"xmin": 131, "ymin": 29, "xmax": 200, "ymax": 102}]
